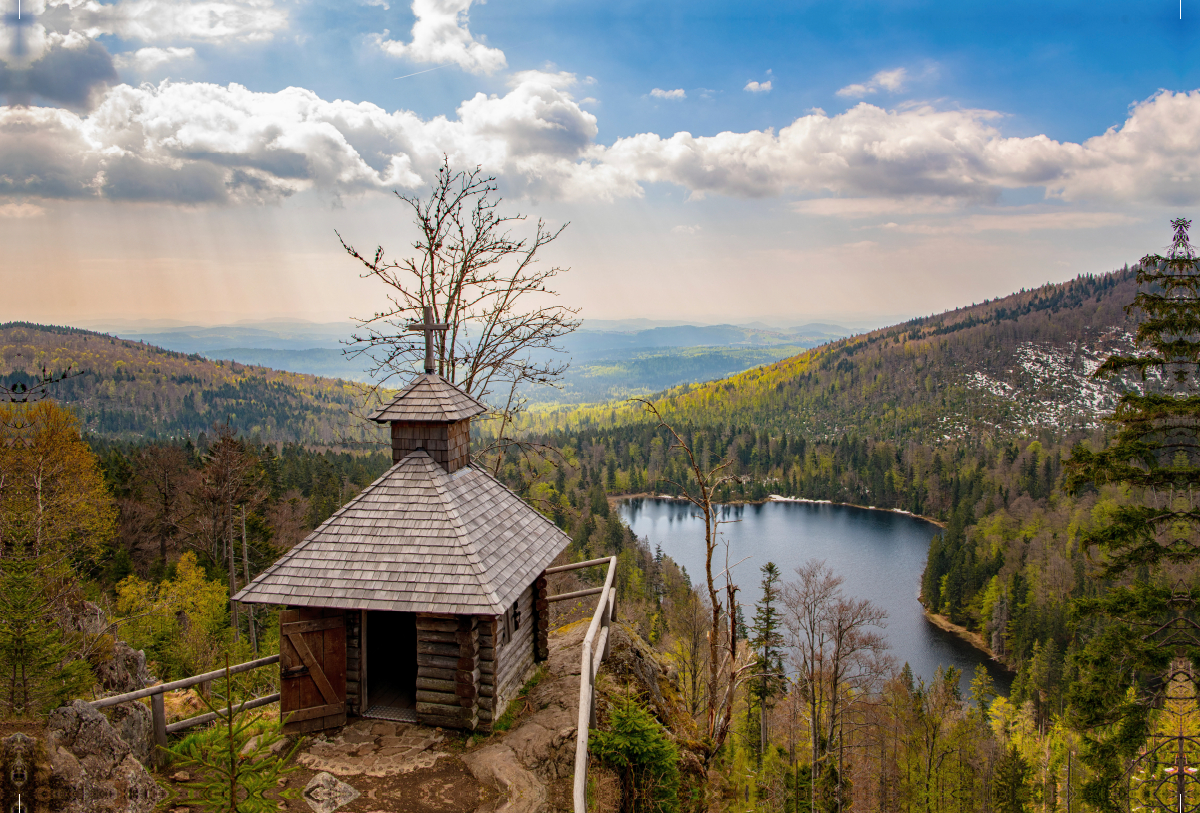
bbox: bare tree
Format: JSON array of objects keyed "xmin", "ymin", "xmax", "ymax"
[
  {"xmin": 338, "ymin": 158, "xmax": 580, "ymax": 458},
  {"xmin": 186, "ymin": 427, "xmax": 264, "ymax": 643},
  {"xmin": 783, "ymin": 558, "xmax": 890, "ymax": 811},
  {"xmin": 133, "ymin": 444, "xmax": 195, "ymax": 568},
  {"xmin": 634, "ymin": 399, "xmax": 752, "ymax": 765}
]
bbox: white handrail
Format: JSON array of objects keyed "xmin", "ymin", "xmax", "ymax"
[{"xmin": 571, "ymin": 556, "xmax": 618, "ymax": 813}]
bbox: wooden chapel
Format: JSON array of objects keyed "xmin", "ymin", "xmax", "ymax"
[{"xmin": 234, "ymin": 310, "xmax": 571, "ymax": 733}]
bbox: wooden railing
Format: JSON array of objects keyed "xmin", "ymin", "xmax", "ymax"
[
  {"xmin": 545, "ymin": 555, "xmax": 618, "ymax": 813},
  {"xmin": 91, "ymin": 654, "xmax": 280, "ymax": 764}
]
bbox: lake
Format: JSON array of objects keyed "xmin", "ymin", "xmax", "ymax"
[{"xmin": 619, "ymin": 498, "xmax": 1013, "ymax": 699}]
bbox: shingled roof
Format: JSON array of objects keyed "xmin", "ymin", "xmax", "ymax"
[
  {"xmin": 368, "ymin": 373, "xmax": 488, "ymax": 423},
  {"xmin": 233, "ymin": 451, "xmax": 570, "ymax": 615}
]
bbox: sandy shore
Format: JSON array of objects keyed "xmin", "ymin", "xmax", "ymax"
[{"xmin": 922, "ymin": 608, "xmax": 1013, "ymax": 671}]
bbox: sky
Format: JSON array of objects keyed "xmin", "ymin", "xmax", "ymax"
[{"xmin": 1, "ymin": 0, "xmax": 1199, "ymax": 327}]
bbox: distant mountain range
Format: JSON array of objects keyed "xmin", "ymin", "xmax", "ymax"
[
  {"xmin": 79, "ymin": 319, "xmax": 852, "ymax": 404},
  {"xmin": 4, "ymin": 267, "xmax": 1141, "ymax": 445}
]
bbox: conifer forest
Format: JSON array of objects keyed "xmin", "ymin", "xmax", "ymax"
[{"xmin": 3, "ymin": 219, "xmax": 1200, "ymax": 813}]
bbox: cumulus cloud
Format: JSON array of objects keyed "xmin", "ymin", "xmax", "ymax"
[
  {"xmin": 113, "ymin": 46, "xmax": 196, "ymax": 73},
  {"xmin": 0, "ymin": 32, "xmax": 117, "ymax": 110},
  {"xmin": 651, "ymin": 88, "xmax": 685, "ymax": 100},
  {"xmin": 49, "ymin": 0, "xmax": 287, "ymax": 43},
  {"xmin": 7, "ymin": 82, "xmax": 1200, "ymax": 209},
  {"xmin": 837, "ymin": 67, "xmax": 907, "ymax": 98},
  {"xmin": 372, "ymin": 0, "xmax": 506, "ymax": 75},
  {"xmin": 0, "ymin": 71, "xmax": 599, "ymax": 203},
  {"xmin": 744, "ymin": 80, "xmax": 772, "ymax": 93}
]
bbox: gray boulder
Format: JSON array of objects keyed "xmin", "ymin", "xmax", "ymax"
[
  {"xmin": 104, "ymin": 699, "xmax": 154, "ymax": 766},
  {"xmin": 96, "ymin": 639, "xmax": 154, "ymax": 694},
  {"xmin": 47, "ymin": 700, "xmax": 131, "ymax": 777},
  {"xmin": 45, "ymin": 699, "xmax": 166, "ymax": 813}
]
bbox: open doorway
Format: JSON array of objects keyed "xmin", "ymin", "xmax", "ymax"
[{"xmin": 365, "ymin": 610, "xmax": 417, "ymax": 722}]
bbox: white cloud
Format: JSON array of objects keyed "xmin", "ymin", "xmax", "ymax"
[
  {"xmin": 0, "ymin": 72, "xmax": 599, "ymax": 202},
  {"xmin": 53, "ymin": 0, "xmax": 287, "ymax": 43},
  {"xmin": 837, "ymin": 67, "xmax": 907, "ymax": 98},
  {"xmin": 651, "ymin": 88, "xmax": 686, "ymax": 100},
  {"xmin": 0, "ymin": 203, "xmax": 47, "ymax": 218},
  {"xmin": 371, "ymin": 0, "xmax": 506, "ymax": 75},
  {"xmin": 672, "ymin": 224, "xmax": 701, "ymax": 234},
  {"xmin": 113, "ymin": 46, "xmax": 196, "ymax": 73},
  {"xmin": 744, "ymin": 80, "xmax": 772, "ymax": 94},
  {"xmin": 8, "ymin": 83, "xmax": 1200, "ymax": 209}
]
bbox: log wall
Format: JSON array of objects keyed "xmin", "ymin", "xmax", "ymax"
[
  {"xmin": 345, "ymin": 610, "xmax": 363, "ymax": 716},
  {"xmin": 414, "ymin": 613, "xmax": 479, "ymax": 730},
  {"xmin": 390, "ymin": 420, "xmax": 470, "ymax": 472},
  {"xmin": 478, "ymin": 582, "xmax": 535, "ymax": 730}
]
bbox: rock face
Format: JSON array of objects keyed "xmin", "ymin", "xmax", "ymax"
[
  {"xmin": 45, "ymin": 700, "xmax": 165, "ymax": 813},
  {"xmin": 96, "ymin": 640, "xmax": 154, "ymax": 694},
  {"xmin": 74, "ymin": 601, "xmax": 155, "ymax": 694}
]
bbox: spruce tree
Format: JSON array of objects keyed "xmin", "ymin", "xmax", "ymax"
[
  {"xmin": 992, "ymin": 745, "xmax": 1030, "ymax": 813},
  {"xmin": 748, "ymin": 562, "xmax": 785, "ymax": 769},
  {"xmin": 1065, "ymin": 219, "xmax": 1200, "ymax": 811}
]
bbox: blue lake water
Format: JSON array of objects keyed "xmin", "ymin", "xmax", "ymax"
[{"xmin": 619, "ymin": 498, "xmax": 1012, "ymax": 699}]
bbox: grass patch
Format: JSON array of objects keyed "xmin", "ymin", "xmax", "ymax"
[{"xmin": 491, "ymin": 665, "xmax": 548, "ymax": 734}]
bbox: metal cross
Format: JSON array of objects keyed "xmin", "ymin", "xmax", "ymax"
[{"xmin": 406, "ymin": 305, "xmax": 450, "ymax": 375}]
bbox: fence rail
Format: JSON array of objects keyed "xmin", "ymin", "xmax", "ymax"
[
  {"xmin": 91, "ymin": 653, "xmax": 280, "ymax": 763},
  {"xmin": 548, "ymin": 555, "xmax": 618, "ymax": 813}
]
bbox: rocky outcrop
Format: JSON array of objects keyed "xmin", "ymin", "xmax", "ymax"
[
  {"xmin": 73, "ymin": 601, "xmax": 155, "ymax": 694},
  {"xmin": 44, "ymin": 700, "xmax": 165, "ymax": 813}
]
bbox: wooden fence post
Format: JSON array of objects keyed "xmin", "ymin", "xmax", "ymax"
[{"xmin": 151, "ymin": 693, "xmax": 168, "ymax": 766}]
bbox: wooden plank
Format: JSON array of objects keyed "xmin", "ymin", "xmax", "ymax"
[
  {"xmin": 416, "ymin": 630, "xmax": 459, "ymax": 644},
  {"xmin": 416, "ymin": 690, "xmax": 460, "ymax": 706},
  {"xmin": 288, "ymin": 632, "xmax": 339, "ymax": 705},
  {"xmin": 287, "ymin": 702, "xmax": 346, "ymax": 723},
  {"xmin": 416, "ymin": 677, "xmax": 457, "ymax": 693},
  {"xmin": 418, "ymin": 640, "xmax": 471, "ymax": 658},
  {"xmin": 415, "ymin": 618, "xmax": 459, "ymax": 633},
  {"xmin": 281, "ymin": 616, "xmax": 343, "ymax": 635},
  {"xmin": 420, "ymin": 666, "xmax": 458, "ymax": 682},
  {"xmin": 417, "ymin": 653, "xmax": 460, "ymax": 670}
]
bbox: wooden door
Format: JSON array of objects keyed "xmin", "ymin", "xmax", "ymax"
[{"xmin": 280, "ymin": 608, "xmax": 347, "ymax": 734}]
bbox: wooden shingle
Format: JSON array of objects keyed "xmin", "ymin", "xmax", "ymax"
[
  {"xmin": 368, "ymin": 373, "xmax": 488, "ymax": 423},
  {"xmin": 234, "ymin": 451, "xmax": 571, "ymax": 615}
]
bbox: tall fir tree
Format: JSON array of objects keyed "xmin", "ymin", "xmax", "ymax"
[
  {"xmin": 1065, "ymin": 218, "xmax": 1200, "ymax": 811},
  {"xmin": 748, "ymin": 562, "xmax": 785, "ymax": 770}
]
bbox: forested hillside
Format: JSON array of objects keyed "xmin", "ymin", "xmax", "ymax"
[
  {"xmin": 522, "ymin": 266, "xmax": 1139, "ymax": 442},
  {"xmin": 504, "ymin": 265, "xmax": 1147, "ymax": 737},
  {"xmin": 0, "ymin": 323, "xmax": 377, "ymax": 445}
]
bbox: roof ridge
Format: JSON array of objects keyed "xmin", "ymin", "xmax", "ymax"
[{"xmin": 424, "ymin": 456, "xmax": 504, "ymax": 612}]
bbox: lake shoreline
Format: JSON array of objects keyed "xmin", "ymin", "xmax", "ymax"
[
  {"xmin": 922, "ymin": 608, "xmax": 1016, "ymax": 674},
  {"xmin": 614, "ymin": 492, "xmax": 947, "ymax": 529}
]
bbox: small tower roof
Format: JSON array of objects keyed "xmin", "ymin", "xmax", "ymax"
[
  {"xmin": 369, "ymin": 373, "xmax": 488, "ymax": 424},
  {"xmin": 233, "ymin": 451, "xmax": 570, "ymax": 614}
]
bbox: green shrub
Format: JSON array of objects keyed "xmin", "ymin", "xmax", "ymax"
[
  {"xmin": 168, "ymin": 656, "xmax": 299, "ymax": 812},
  {"xmin": 590, "ymin": 693, "xmax": 680, "ymax": 813}
]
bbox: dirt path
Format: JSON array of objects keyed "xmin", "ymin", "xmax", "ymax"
[{"xmin": 163, "ymin": 624, "xmax": 591, "ymax": 813}]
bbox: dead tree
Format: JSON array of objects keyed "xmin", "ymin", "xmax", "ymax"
[
  {"xmin": 338, "ymin": 158, "xmax": 580, "ymax": 464},
  {"xmin": 634, "ymin": 399, "xmax": 753, "ymax": 765}
]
